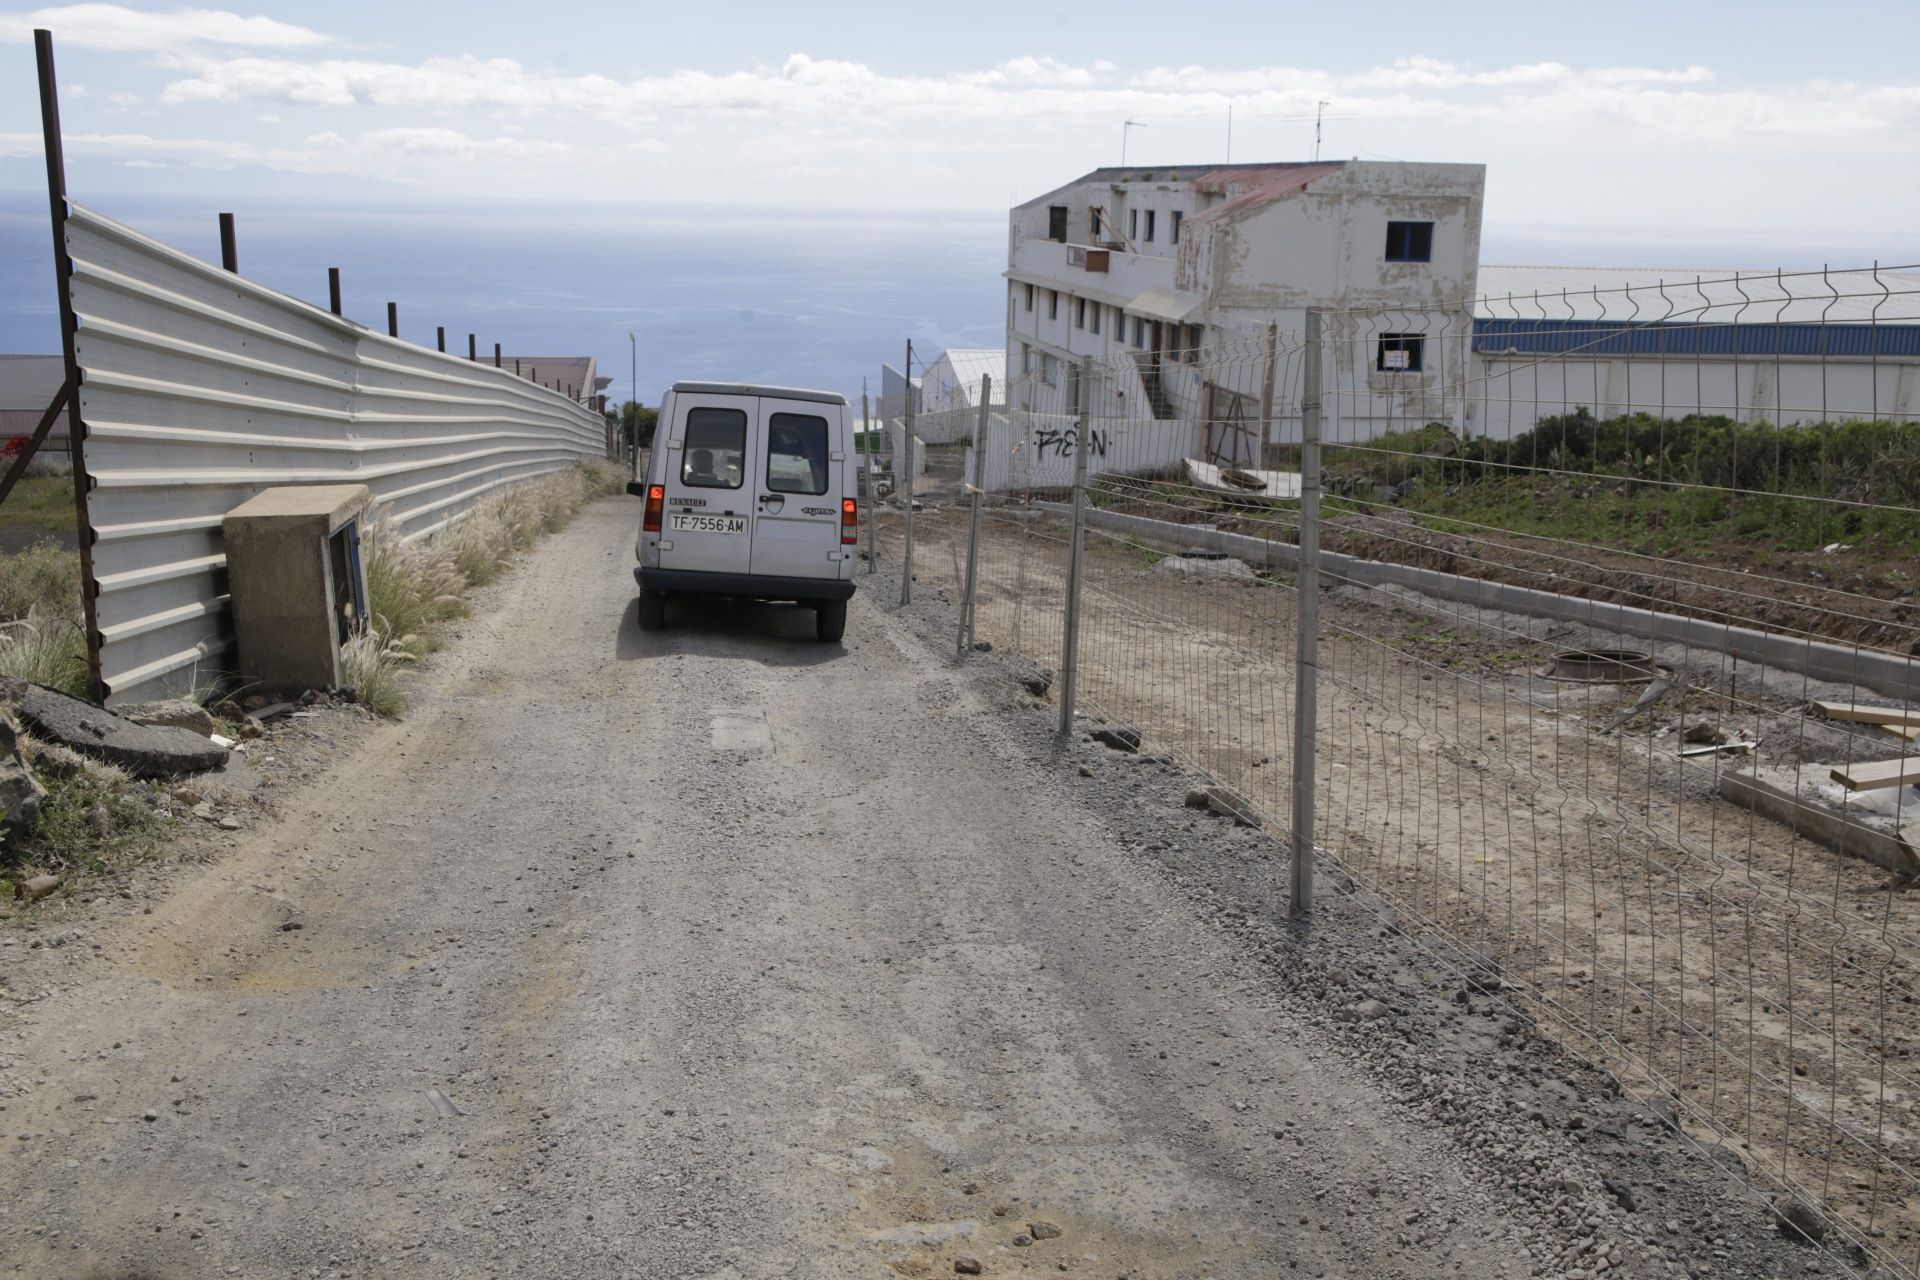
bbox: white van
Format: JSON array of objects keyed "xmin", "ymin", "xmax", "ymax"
[{"xmin": 629, "ymin": 381, "xmax": 858, "ymax": 641}]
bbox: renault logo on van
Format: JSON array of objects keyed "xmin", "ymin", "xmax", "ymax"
[
  {"xmin": 669, "ymin": 497, "xmax": 706, "ymax": 507},
  {"xmin": 801, "ymin": 506, "xmax": 835, "ymax": 516}
]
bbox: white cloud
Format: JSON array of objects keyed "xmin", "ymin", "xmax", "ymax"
[
  {"xmin": 0, "ymin": 3, "xmax": 331, "ymax": 51},
  {"xmin": 142, "ymin": 48, "xmax": 1908, "ymax": 145},
  {"xmin": 0, "ymin": 123, "xmax": 565, "ymax": 178}
]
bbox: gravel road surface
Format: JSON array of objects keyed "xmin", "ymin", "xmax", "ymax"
[{"xmin": 0, "ymin": 501, "xmax": 1817, "ymax": 1278}]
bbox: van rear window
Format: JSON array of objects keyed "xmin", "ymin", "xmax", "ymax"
[
  {"xmin": 681, "ymin": 407, "xmax": 746, "ymax": 489},
  {"xmin": 766, "ymin": 412, "xmax": 830, "ymax": 495}
]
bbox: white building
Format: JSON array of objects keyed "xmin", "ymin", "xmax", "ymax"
[
  {"xmin": 1005, "ymin": 160, "xmax": 1486, "ymax": 462},
  {"xmin": 916, "ymin": 348, "xmax": 1005, "ymax": 443}
]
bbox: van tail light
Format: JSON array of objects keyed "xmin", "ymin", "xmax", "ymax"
[
  {"xmin": 643, "ymin": 484, "xmax": 665, "ymax": 533},
  {"xmin": 841, "ymin": 497, "xmax": 858, "ymax": 545}
]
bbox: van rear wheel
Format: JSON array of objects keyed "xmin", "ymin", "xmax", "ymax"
[
  {"xmin": 814, "ymin": 599, "xmax": 847, "ymax": 643},
  {"xmin": 637, "ymin": 589, "xmax": 666, "ymax": 631}
]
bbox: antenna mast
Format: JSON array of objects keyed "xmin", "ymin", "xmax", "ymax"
[{"xmin": 1312, "ymin": 100, "xmax": 1329, "ymax": 162}]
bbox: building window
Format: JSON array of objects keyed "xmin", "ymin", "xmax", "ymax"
[
  {"xmin": 1377, "ymin": 334, "xmax": 1425, "ymax": 372},
  {"xmin": 1075, "ymin": 297, "xmax": 1086, "ymax": 329},
  {"xmin": 1144, "ymin": 210, "xmax": 1156, "ymax": 242},
  {"xmin": 1113, "ymin": 305, "xmax": 1123, "ymax": 335},
  {"xmin": 1048, "ymin": 205, "xmax": 1069, "ymax": 243},
  {"xmin": 1042, "ymin": 354, "xmax": 1057, "ymax": 386},
  {"xmin": 1048, "ymin": 289, "xmax": 1059, "ymax": 320},
  {"xmin": 1090, "ymin": 304, "xmax": 1101, "ymax": 336},
  {"xmin": 1090, "ymin": 206, "xmax": 1104, "ymax": 240},
  {"xmin": 1024, "ymin": 283, "xmax": 1034, "ymax": 312},
  {"xmin": 1186, "ymin": 324, "xmax": 1203, "ymax": 360},
  {"xmin": 1171, "ymin": 211, "xmax": 1183, "ymax": 244},
  {"xmin": 1133, "ymin": 317, "xmax": 1146, "ymax": 348},
  {"xmin": 1384, "ymin": 221, "xmax": 1434, "ymax": 263},
  {"xmin": 1021, "ymin": 343, "xmax": 1033, "ymax": 375},
  {"xmin": 1129, "ymin": 208, "xmax": 1138, "ymax": 239}
]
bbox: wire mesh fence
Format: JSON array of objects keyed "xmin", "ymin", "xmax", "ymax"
[{"xmin": 874, "ymin": 265, "xmax": 1920, "ymax": 1273}]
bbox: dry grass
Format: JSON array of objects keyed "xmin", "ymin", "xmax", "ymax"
[{"xmin": 350, "ymin": 461, "xmax": 622, "ymax": 714}]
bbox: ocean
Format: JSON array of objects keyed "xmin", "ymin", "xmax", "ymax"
[{"xmin": 0, "ymin": 194, "xmax": 1009, "ymax": 407}]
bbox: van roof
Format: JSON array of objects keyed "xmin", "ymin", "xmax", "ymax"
[{"xmin": 671, "ymin": 381, "xmax": 847, "ymax": 406}]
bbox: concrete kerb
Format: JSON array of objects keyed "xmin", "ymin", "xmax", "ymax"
[{"xmin": 1033, "ymin": 502, "xmax": 1920, "ymax": 702}]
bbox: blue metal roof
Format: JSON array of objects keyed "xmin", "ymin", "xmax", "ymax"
[{"xmin": 1471, "ymin": 318, "xmax": 1920, "ymax": 359}]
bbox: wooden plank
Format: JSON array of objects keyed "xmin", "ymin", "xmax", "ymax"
[
  {"xmin": 1812, "ymin": 700, "xmax": 1920, "ymax": 729},
  {"xmin": 1829, "ymin": 755, "xmax": 1920, "ymax": 792}
]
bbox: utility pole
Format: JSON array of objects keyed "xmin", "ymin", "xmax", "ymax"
[
  {"xmin": 1121, "ymin": 120, "xmax": 1146, "ymax": 166},
  {"xmin": 628, "ymin": 331, "xmax": 638, "ymax": 462},
  {"xmin": 1312, "ymin": 101, "xmax": 1329, "ymax": 162}
]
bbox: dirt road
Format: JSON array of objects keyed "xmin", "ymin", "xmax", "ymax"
[{"xmin": 0, "ymin": 501, "xmax": 1796, "ymax": 1278}]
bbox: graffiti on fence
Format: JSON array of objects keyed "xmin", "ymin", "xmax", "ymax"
[{"xmin": 1034, "ymin": 426, "xmax": 1109, "ymax": 459}]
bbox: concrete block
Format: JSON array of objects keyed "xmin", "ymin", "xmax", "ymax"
[{"xmin": 223, "ymin": 485, "xmax": 371, "ymax": 694}]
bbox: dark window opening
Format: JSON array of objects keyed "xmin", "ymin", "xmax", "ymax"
[
  {"xmin": 1171, "ymin": 211, "xmax": 1183, "ymax": 244},
  {"xmin": 1024, "ymin": 283, "xmax": 1034, "ymax": 311},
  {"xmin": 680, "ymin": 406, "xmax": 747, "ymax": 489},
  {"xmin": 1133, "ymin": 317, "xmax": 1146, "ymax": 348},
  {"xmin": 1076, "ymin": 297, "xmax": 1086, "ymax": 329},
  {"xmin": 1384, "ymin": 220, "xmax": 1434, "ymax": 263},
  {"xmin": 1187, "ymin": 324, "xmax": 1203, "ymax": 362},
  {"xmin": 766, "ymin": 412, "xmax": 830, "ymax": 495},
  {"xmin": 1129, "ymin": 208, "xmax": 1138, "ymax": 239},
  {"xmin": 1048, "ymin": 289, "xmax": 1059, "ymax": 320},
  {"xmin": 1048, "ymin": 205, "xmax": 1069, "ymax": 243},
  {"xmin": 1089, "ymin": 206, "xmax": 1104, "ymax": 239},
  {"xmin": 1145, "ymin": 210, "xmax": 1157, "ymax": 242},
  {"xmin": 1090, "ymin": 304, "xmax": 1101, "ymax": 336},
  {"xmin": 1376, "ymin": 334, "xmax": 1425, "ymax": 373}
]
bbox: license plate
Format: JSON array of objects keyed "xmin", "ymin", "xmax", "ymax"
[{"xmin": 670, "ymin": 513, "xmax": 746, "ymax": 535}]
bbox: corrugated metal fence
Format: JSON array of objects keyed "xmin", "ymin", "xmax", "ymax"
[{"xmin": 64, "ymin": 204, "xmax": 606, "ymax": 704}]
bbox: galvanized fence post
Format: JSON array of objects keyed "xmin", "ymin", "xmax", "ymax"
[
  {"xmin": 1291, "ymin": 310, "xmax": 1323, "ymax": 920},
  {"xmin": 956, "ymin": 373, "xmax": 991, "ymax": 654},
  {"xmin": 1057, "ymin": 357, "xmax": 1093, "ymax": 740},
  {"xmin": 861, "ymin": 391, "xmax": 877, "ymax": 574},
  {"xmin": 899, "ymin": 342, "xmax": 917, "ymax": 606}
]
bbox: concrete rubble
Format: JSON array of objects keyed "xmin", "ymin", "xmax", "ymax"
[{"xmin": 16, "ymin": 684, "xmax": 230, "ymax": 779}]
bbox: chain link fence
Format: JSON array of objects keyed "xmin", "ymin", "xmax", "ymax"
[{"xmin": 873, "ymin": 266, "xmax": 1920, "ymax": 1273}]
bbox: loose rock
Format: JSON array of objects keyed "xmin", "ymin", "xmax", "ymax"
[
  {"xmin": 953, "ymin": 1258, "xmax": 983, "ymax": 1276},
  {"xmin": 118, "ymin": 699, "xmax": 219, "ymax": 738},
  {"xmin": 1772, "ymin": 1195, "xmax": 1826, "ymax": 1244},
  {"xmin": 1091, "ymin": 725, "xmax": 1142, "ymax": 753}
]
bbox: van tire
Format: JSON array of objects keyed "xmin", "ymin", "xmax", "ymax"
[
  {"xmin": 814, "ymin": 599, "xmax": 847, "ymax": 643},
  {"xmin": 637, "ymin": 589, "xmax": 666, "ymax": 631}
]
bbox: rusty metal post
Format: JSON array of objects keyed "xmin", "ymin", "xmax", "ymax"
[
  {"xmin": 494, "ymin": 342, "xmax": 501, "ymax": 369},
  {"xmin": 386, "ymin": 301, "xmax": 398, "ymax": 338},
  {"xmin": 467, "ymin": 333, "xmax": 476, "ymax": 362},
  {"xmin": 327, "ymin": 267, "xmax": 341, "ymax": 316},
  {"xmin": 436, "ymin": 326, "xmax": 445, "ymax": 353},
  {"xmin": 34, "ymin": 28, "xmax": 105, "ymax": 703},
  {"xmin": 218, "ymin": 212, "xmax": 237, "ymax": 273}
]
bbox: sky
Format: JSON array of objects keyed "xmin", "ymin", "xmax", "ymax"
[
  {"xmin": 0, "ymin": 0, "xmax": 1916, "ymax": 243},
  {"xmin": 1, "ymin": 2, "xmax": 1917, "ymax": 404}
]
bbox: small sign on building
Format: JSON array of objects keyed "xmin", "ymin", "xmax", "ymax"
[{"xmin": 1382, "ymin": 349, "xmax": 1411, "ymax": 370}]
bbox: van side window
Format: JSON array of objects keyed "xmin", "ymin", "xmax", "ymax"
[
  {"xmin": 680, "ymin": 407, "xmax": 747, "ymax": 489},
  {"xmin": 766, "ymin": 412, "xmax": 830, "ymax": 495}
]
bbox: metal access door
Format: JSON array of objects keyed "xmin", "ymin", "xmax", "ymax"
[
  {"xmin": 748, "ymin": 397, "xmax": 843, "ymax": 582},
  {"xmin": 659, "ymin": 393, "xmax": 758, "ymax": 576}
]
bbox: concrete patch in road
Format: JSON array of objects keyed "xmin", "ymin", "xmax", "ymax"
[{"xmin": 710, "ymin": 710, "xmax": 773, "ymax": 754}]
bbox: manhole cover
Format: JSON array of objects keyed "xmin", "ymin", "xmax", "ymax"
[{"xmin": 1542, "ymin": 649, "xmax": 1662, "ymax": 683}]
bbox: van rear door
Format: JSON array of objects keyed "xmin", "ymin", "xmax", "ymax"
[
  {"xmin": 749, "ymin": 397, "xmax": 843, "ymax": 582},
  {"xmin": 660, "ymin": 392, "xmax": 757, "ymax": 576}
]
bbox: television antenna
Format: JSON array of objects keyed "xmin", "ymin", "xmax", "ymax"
[{"xmin": 1121, "ymin": 119, "xmax": 1147, "ymax": 166}]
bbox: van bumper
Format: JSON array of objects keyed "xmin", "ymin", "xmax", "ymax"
[{"xmin": 635, "ymin": 567, "xmax": 856, "ymax": 602}]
